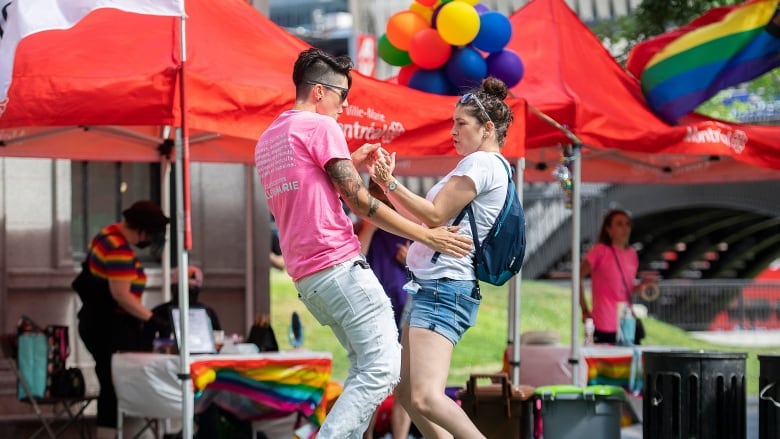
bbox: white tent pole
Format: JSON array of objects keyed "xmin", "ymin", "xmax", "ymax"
[
  {"xmin": 570, "ymin": 145, "xmax": 583, "ymax": 386},
  {"xmin": 174, "ymin": 126, "xmax": 193, "ymax": 438},
  {"xmin": 509, "ymin": 158, "xmax": 525, "ymax": 386},
  {"xmin": 176, "ymin": 3, "xmax": 194, "ymax": 437},
  {"xmin": 527, "ymin": 105, "xmax": 587, "ymax": 387}
]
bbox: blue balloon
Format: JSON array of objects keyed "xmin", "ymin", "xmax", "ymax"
[
  {"xmin": 445, "ymin": 46, "xmax": 488, "ymax": 90},
  {"xmin": 408, "ymin": 68, "xmax": 454, "ymax": 95},
  {"xmin": 486, "ymin": 49, "xmax": 524, "ymax": 88},
  {"xmin": 472, "ymin": 12, "xmax": 512, "ymax": 53}
]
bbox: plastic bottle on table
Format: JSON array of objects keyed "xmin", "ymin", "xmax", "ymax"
[{"xmin": 584, "ymin": 318, "xmax": 595, "ymax": 345}]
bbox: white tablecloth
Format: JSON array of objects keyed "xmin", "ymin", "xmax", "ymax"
[{"xmin": 113, "ymin": 352, "xmax": 182, "ymax": 419}]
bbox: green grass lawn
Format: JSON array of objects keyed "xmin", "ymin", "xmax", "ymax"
[{"xmin": 268, "ymin": 269, "xmax": 778, "ymax": 396}]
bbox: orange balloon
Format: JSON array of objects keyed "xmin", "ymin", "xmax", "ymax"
[{"xmin": 386, "ymin": 11, "xmax": 430, "ymax": 51}]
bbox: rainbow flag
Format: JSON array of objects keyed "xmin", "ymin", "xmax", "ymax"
[
  {"xmin": 627, "ymin": 0, "xmax": 780, "ymax": 123},
  {"xmin": 190, "ymin": 355, "xmax": 332, "ymax": 428}
]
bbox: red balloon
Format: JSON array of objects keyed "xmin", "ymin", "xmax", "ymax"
[
  {"xmin": 398, "ymin": 64, "xmax": 420, "ymax": 86},
  {"xmin": 409, "ymin": 28, "xmax": 452, "ymax": 70}
]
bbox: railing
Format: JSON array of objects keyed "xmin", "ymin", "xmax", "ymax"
[{"xmin": 636, "ymin": 280, "xmax": 780, "ymax": 331}]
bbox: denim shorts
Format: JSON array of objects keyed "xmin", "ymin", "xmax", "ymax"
[{"xmin": 403, "ymin": 277, "xmax": 481, "ymax": 346}]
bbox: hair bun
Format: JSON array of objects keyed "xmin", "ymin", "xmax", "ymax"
[{"xmin": 482, "ymin": 76, "xmax": 508, "ymax": 101}]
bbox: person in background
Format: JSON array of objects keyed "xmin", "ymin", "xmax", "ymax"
[
  {"xmin": 142, "ymin": 265, "xmax": 222, "ymax": 349},
  {"xmin": 254, "ymin": 47, "xmax": 471, "ymax": 438},
  {"xmin": 270, "ymin": 218, "xmax": 285, "ymax": 270},
  {"xmin": 369, "ymin": 77, "xmax": 514, "ymax": 439},
  {"xmin": 579, "ymin": 209, "xmax": 653, "ymax": 344},
  {"xmin": 358, "ymin": 180, "xmax": 413, "ymax": 439},
  {"xmin": 76, "ymin": 200, "xmax": 169, "ymax": 439}
]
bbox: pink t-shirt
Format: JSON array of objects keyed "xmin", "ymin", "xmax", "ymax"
[
  {"xmin": 585, "ymin": 243, "xmax": 638, "ymax": 332},
  {"xmin": 255, "ymin": 110, "xmax": 361, "ymax": 281}
]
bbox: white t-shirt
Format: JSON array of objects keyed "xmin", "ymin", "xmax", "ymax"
[
  {"xmin": 255, "ymin": 110, "xmax": 361, "ymax": 281},
  {"xmin": 406, "ymin": 151, "xmax": 510, "ymax": 280}
]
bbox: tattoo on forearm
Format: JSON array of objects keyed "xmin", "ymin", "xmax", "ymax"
[
  {"xmin": 367, "ymin": 197, "xmax": 379, "ymax": 217},
  {"xmin": 326, "ymin": 159, "xmax": 371, "ymax": 214}
]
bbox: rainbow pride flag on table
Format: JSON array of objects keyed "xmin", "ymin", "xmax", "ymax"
[
  {"xmin": 627, "ymin": 0, "xmax": 780, "ymax": 123},
  {"xmin": 190, "ymin": 355, "xmax": 332, "ymax": 427}
]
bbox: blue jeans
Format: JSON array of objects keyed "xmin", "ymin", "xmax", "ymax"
[
  {"xmin": 404, "ymin": 278, "xmax": 481, "ymax": 346},
  {"xmin": 295, "ymin": 256, "xmax": 401, "ymax": 438}
]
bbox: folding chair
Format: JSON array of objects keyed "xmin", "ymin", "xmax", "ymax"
[{"xmin": 1, "ymin": 333, "xmax": 97, "ymax": 439}]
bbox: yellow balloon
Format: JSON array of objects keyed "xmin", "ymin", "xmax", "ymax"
[
  {"xmin": 436, "ymin": 2, "xmax": 480, "ymax": 46},
  {"xmin": 409, "ymin": 1, "xmax": 434, "ymax": 24},
  {"xmin": 455, "ymin": 0, "xmax": 480, "ymax": 5}
]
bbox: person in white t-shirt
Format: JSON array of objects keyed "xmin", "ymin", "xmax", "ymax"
[
  {"xmin": 254, "ymin": 48, "xmax": 472, "ymax": 439},
  {"xmin": 369, "ymin": 77, "xmax": 515, "ymax": 439}
]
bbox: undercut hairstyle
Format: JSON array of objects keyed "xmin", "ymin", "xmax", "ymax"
[{"xmin": 292, "ymin": 48, "xmax": 354, "ymax": 101}]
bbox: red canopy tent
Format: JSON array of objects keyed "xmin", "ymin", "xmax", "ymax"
[
  {"xmin": 2, "ymin": 0, "xmax": 775, "ymax": 397},
  {"xmin": 0, "ymin": 0, "xmax": 530, "ymax": 426},
  {"xmin": 0, "ymin": 0, "xmax": 526, "ymax": 165},
  {"xmin": 0, "ymin": 0, "xmax": 526, "ymax": 434},
  {"xmin": 509, "ymin": 0, "xmax": 780, "ymax": 183},
  {"xmin": 503, "ymin": 0, "xmax": 780, "ymax": 386}
]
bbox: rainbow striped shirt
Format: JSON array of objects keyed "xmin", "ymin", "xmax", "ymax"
[{"xmin": 88, "ymin": 224, "xmax": 146, "ymax": 300}]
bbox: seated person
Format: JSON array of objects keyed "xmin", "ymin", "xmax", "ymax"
[
  {"xmin": 143, "ymin": 265, "xmax": 221, "ymax": 350},
  {"xmin": 143, "ymin": 265, "xmax": 227, "ymax": 438}
]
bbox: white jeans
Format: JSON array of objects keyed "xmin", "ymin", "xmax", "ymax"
[{"xmin": 295, "ymin": 256, "xmax": 402, "ymax": 439}]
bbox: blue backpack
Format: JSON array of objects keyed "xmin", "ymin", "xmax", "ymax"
[{"xmin": 432, "ymin": 155, "xmax": 527, "ymax": 286}]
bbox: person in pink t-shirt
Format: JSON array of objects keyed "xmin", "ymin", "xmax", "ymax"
[
  {"xmin": 579, "ymin": 209, "xmax": 652, "ymax": 344},
  {"xmin": 254, "ymin": 48, "xmax": 472, "ymax": 439}
]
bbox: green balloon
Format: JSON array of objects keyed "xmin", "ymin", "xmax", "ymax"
[{"xmin": 378, "ymin": 34, "xmax": 412, "ymax": 67}]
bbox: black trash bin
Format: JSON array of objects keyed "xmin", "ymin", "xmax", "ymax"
[
  {"xmin": 759, "ymin": 354, "xmax": 780, "ymax": 439},
  {"xmin": 643, "ymin": 350, "xmax": 747, "ymax": 439}
]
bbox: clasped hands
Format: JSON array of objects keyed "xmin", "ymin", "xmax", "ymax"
[
  {"xmin": 352, "ymin": 143, "xmax": 472, "ymax": 258},
  {"xmin": 351, "ymin": 142, "xmax": 395, "ymax": 186}
]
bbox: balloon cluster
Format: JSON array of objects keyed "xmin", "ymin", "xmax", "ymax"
[{"xmin": 378, "ymin": 0, "xmax": 523, "ymax": 95}]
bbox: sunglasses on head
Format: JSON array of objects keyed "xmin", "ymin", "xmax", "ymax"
[
  {"xmin": 458, "ymin": 93, "xmax": 492, "ymax": 123},
  {"xmin": 306, "ymin": 80, "xmax": 349, "ymax": 103}
]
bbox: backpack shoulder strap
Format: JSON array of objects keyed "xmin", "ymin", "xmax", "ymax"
[
  {"xmin": 430, "ymin": 154, "xmax": 512, "ymax": 264},
  {"xmin": 430, "ymin": 206, "xmax": 473, "ymax": 264}
]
